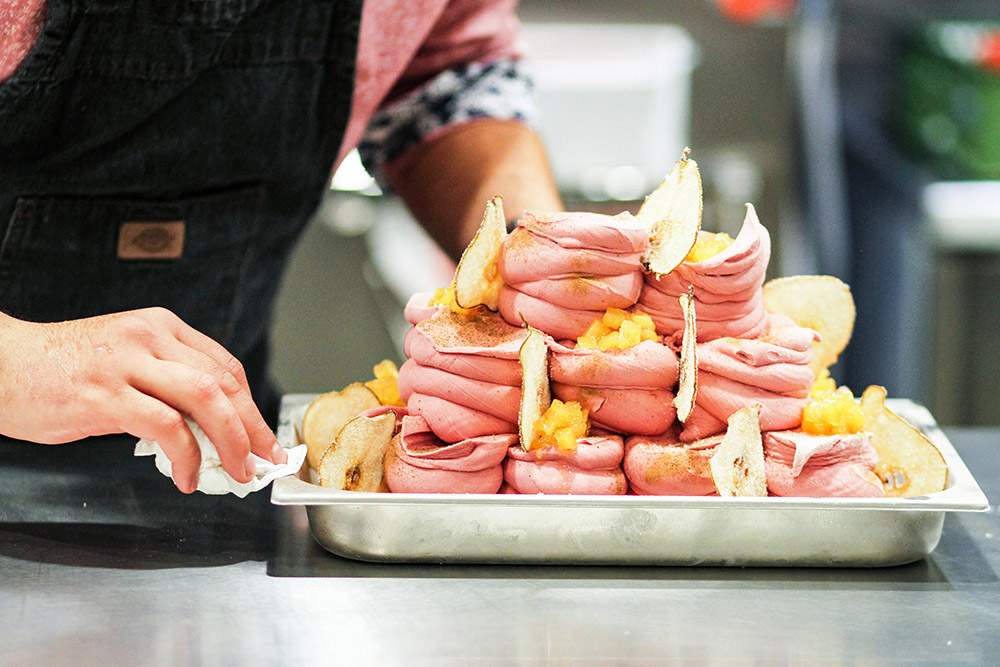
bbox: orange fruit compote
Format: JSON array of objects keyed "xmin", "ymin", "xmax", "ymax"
[
  {"xmin": 684, "ymin": 231, "xmax": 734, "ymax": 263},
  {"xmin": 577, "ymin": 308, "xmax": 658, "ymax": 351},
  {"xmin": 801, "ymin": 369, "xmax": 864, "ymax": 435},
  {"xmin": 365, "ymin": 360, "xmax": 406, "ymax": 407},
  {"xmin": 531, "ymin": 399, "xmax": 589, "ymax": 452},
  {"xmin": 429, "ymin": 285, "xmax": 485, "ymax": 316}
]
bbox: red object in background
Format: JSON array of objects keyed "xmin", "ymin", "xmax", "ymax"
[
  {"xmin": 716, "ymin": 0, "xmax": 797, "ymax": 24},
  {"xmin": 978, "ymin": 32, "xmax": 1000, "ymax": 72}
]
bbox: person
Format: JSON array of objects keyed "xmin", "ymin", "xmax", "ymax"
[{"xmin": 0, "ymin": 0, "xmax": 562, "ymax": 494}]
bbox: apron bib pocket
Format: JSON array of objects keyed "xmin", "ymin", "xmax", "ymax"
[{"xmin": 0, "ymin": 184, "xmax": 264, "ymax": 346}]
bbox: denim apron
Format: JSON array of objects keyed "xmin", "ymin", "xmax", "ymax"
[
  {"xmin": 0, "ymin": 0, "xmax": 363, "ymax": 521},
  {"xmin": 0, "ymin": 0, "xmax": 363, "ymax": 423}
]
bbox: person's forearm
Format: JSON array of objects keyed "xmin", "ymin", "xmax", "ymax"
[{"xmin": 384, "ymin": 119, "xmax": 563, "ymax": 260}]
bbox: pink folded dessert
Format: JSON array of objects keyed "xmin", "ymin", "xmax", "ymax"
[
  {"xmin": 639, "ymin": 205, "xmax": 770, "ymax": 341},
  {"xmin": 497, "ymin": 211, "xmax": 648, "ymax": 340},
  {"xmin": 384, "ymin": 416, "xmax": 514, "ymax": 494},
  {"xmin": 549, "ymin": 339, "xmax": 679, "ymax": 436},
  {"xmin": 681, "ymin": 313, "xmax": 819, "ymax": 441},
  {"xmin": 623, "ymin": 431, "xmax": 721, "ymax": 495},
  {"xmin": 397, "ymin": 307, "xmax": 527, "ymax": 443},
  {"xmin": 404, "ymin": 323, "xmax": 522, "ymax": 386},
  {"xmin": 404, "ymin": 291, "xmax": 444, "ymax": 325},
  {"xmin": 502, "ymin": 434, "xmax": 627, "ymax": 495},
  {"xmin": 763, "ymin": 430, "xmax": 884, "ymax": 497},
  {"xmin": 398, "ymin": 360, "xmax": 520, "ymax": 423},
  {"xmin": 359, "ymin": 404, "xmax": 409, "ymax": 427}
]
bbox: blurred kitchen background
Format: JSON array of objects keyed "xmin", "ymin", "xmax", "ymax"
[{"xmin": 269, "ymin": 0, "xmax": 1000, "ymax": 427}]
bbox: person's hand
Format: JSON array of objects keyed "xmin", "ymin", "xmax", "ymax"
[{"xmin": 0, "ymin": 307, "xmax": 286, "ymax": 493}]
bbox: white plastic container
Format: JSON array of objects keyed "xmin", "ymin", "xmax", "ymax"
[{"xmin": 520, "ymin": 23, "xmax": 698, "ymax": 200}]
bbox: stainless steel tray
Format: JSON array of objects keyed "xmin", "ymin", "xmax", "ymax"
[{"xmin": 272, "ymin": 393, "xmax": 989, "ymax": 566}]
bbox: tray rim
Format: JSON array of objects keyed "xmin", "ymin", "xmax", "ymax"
[{"xmin": 271, "ymin": 393, "xmax": 990, "ymax": 513}]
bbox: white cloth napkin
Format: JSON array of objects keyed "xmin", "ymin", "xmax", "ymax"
[{"xmin": 134, "ymin": 417, "xmax": 306, "ymax": 498}]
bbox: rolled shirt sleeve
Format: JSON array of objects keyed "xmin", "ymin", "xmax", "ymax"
[
  {"xmin": 358, "ymin": 56, "xmax": 537, "ymax": 188},
  {"xmin": 349, "ymin": 0, "xmax": 537, "ymax": 188}
]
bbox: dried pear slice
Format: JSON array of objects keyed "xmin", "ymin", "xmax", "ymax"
[
  {"xmin": 674, "ymin": 287, "xmax": 698, "ymax": 422},
  {"xmin": 455, "ymin": 195, "xmax": 507, "ymax": 311},
  {"xmin": 302, "ymin": 383, "xmax": 381, "ymax": 471},
  {"xmin": 518, "ymin": 326, "xmax": 551, "ymax": 451},
  {"xmin": 861, "ymin": 385, "xmax": 947, "ymax": 497},
  {"xmin": 639, "ymin": 148, "xmax": 703, "ymax": 276},
  {"xmin": 710, "ymin": 404, "xmax": 767, "ymax": 497},
  {"xmin": 762, "ymin": 275, "xmax": 855, "ymax": 376},
  {"xmin": 318, "ymin": 411, "xmax": 396, "ymax": 492}
]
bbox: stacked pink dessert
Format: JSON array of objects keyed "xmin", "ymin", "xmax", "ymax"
[
  {"xmin": 621, "ymin": 208, "xmax": 882, "ymax": 497},
  {"xmin": 548, "ymin": 338, "xmax": 678, "ymax": 436},
  {"xmin": 495, "ymin": 210, "xmax": 660, "ymax": 494},
  {"xmin": 679, "ymin": 313, "xmax": 818, "ymax": 441},
  {"xmin": 383, "ymin": 416, "xmax": 514, "ymax": 493},
  {"xmin": 763, "ymin": 430, "xmax": 883, "ymax": 497},
  {"xmin": 638, "ymin": 206, "xmax": 770, "ymax": 342},
  {"xmin": 382, "ymin": 202, "xmax": 883, "ymax": 498},
  {"xmin": 389, "ymin": 298, "xmax": 526, "ymax": 493},
  {"xmin": 501, "ymin": 434, "xmax": 628, "ymax": 495},
  {"xmin": 497, "ymin": 211, "xmax": 647, "ymax": 339}
]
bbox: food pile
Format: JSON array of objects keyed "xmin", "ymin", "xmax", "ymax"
[{"xmin": 302, "ymin": 151, "xmax": 948, "ymax": 499}]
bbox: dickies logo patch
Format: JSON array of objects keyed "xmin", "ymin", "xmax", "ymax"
[{"xmin": 117, "ymin": 221, "xmax": 185, "ymax": 260}]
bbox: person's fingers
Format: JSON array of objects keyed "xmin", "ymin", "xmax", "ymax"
[
  {"xmin": 0, "ymin": 307, "xmax": 286, "ymax": 490},
  {"xmin": 157, "ymin": 337, "xmax": 282, "ymax": 463},
  {"xmin": 128, "ymin": 358, "xmax": 255, "ymax": 484},
  {"xmin": 116, "ymin": 389, "xmax": 201, "ymax": 493},
  {"xmin": 157, "ymin": 308, "xmax": 254, "ymax": 395},
  {"xmin": 148, "ymin": 309, "xmax": 282, "ymax": 463}
]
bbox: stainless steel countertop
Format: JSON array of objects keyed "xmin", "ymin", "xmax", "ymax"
[{"xmin": 2, "ymin": 428, "xmax": 998, "ymax": 665}]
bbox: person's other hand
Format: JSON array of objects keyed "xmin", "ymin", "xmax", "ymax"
[{"xmin": 0, "ymin": 307, "xmax": 286, "ymax": 493}]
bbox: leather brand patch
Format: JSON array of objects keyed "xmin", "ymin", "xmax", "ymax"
[{"xmin": 118, "ymin": 221, "xmax": 185, "ymax": 260}]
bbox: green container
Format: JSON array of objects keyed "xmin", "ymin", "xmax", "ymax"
[{"xmin": 897, "ymin": 22, "xmax": 1000, "ymax": 180}]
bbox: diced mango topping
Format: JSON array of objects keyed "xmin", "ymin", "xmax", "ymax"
[
  {"xmin": 576, "ymin": 308, "xmax": 659, "ymax": 351},
  {"xmin": 530, "ymin": 399, "xmax": 589, "ymax": 451},
  {"xmin": 801, "ymin": 385, "xmax": 865, "ymax": 436},
  {"xmin": 684, "ymin": 231, "xmax": 734, "ymax": 263},
  {"xmin": 429, "ymin": 285, "xmax": 484, "ymax": 316},
  {"xmin": 810, "ymin": 367, "xmax": 838, "ymax": 399},
  {"xmin": 365, "ymin": 360, "xmax": 406, "ymax": 407}
]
